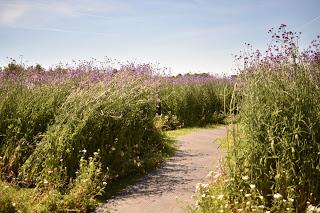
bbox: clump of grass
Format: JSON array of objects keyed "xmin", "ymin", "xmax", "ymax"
[{"xmin": 192, "ymin": 25, "xmax": 320, "ymax": 212}]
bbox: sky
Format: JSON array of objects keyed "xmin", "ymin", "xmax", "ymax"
[{"xmin": 0, "ymin": 0, "xmax": 319, "ymax": 75}]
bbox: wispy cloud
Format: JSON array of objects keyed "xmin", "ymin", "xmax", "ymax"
[
  {"xmin": 0, "ymin": 0, "xmax": 128, "ymax": 27},
  {"xmin": 0, "ymin": 2, "xmax": 30, "ymax": 26}
]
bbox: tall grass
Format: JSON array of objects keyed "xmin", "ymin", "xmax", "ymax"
[
  {"xmin": 159, "ymin": 74, "xmax": 233, "ymax": 127},
  {"xmin": 0, "ymin": 61, "xmax": 229, "ymax": 212},
  {"xmin": 193, "ymin": 26, "xmax": 320, "ymax": 212}
]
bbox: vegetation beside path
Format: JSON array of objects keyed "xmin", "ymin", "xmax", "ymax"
[
  {"xmin": 0, "ymin": 62, "xmax": 231, "ymax": 212},
  {"xmin": 192, "ymin": 26, "xmax": 320, "ymax": 212}
]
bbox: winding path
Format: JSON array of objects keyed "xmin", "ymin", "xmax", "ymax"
[{"xmin": 96, "ymin": 126, "xmax": 227, "ymax": 213}]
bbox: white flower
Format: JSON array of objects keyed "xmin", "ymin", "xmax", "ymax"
[
  {"xmin": 202, "ymin": 194, "xmax": 206, "ymax": 198},
  {"xmin": 246, "ymin": 201, "xmax": 250, "ymax": 206},
  {"xmin": 249, "ymin": 184, "xmax": 256, "ymax": 189},
  {"xmin": 202, "ymin": 183, "xmax": 209, "ymax": 189},
  {"xmin": 217, "ymin": 194, "xmax": 224, "ymax": 200},
  {"xmin": 308, "ymin": 205, "xmax": 315, "ymax": 211},
  {"xmin": 258, "ymin": 205, "xmax": 265, "ymax": 209},
  {"xmin": 82, "ymin": 149, "xmax": 87, "ymax": 153},
  {"xmin": 241, "ymin": 176, "xmax": 249, "ymax": 181},
  {"xmin": 245, "ymin": 193, "xmax": 252, "ymax": 198},
  {"xmin": 102, "ymin": 181, "xmax": 107, "ymax": 185},
  {"xmin": 43, "ymin": 179, "xmax": 48, "ymax": 184},
  {"xmin": 93, "ymin": 152, "xmax": 99, "ymax": 156},
  {"xmin": 288, "ymin": 198, "xmax": 294, "ymax": 202},
  {"xmin": 273, "ymin": 193, "xmax": 282, "ymax": 199}
]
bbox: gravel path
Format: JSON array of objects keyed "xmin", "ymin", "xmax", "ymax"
[{"xmin": 96, "ymin": 126, "xmax": 227, "ymax": 213}]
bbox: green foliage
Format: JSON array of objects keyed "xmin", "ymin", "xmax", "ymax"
[
  {"xmin": 192, "ymin": 67, "xmax": 320, "ymax": 213},
  {"xmin": 192, "ymin": 27, "xmax": 320, "ymax": 212},
  {"xmin": 159, "ymin": 82, "xmax": 232, "ymax": 127},
  {"xmin": 0, "ymin": 70, "xmax": 172, "ymax": 212},
  {"xmin": 0, "ymin": 61, "xmax": 229, "ymax": 212},
  {"xmin": 239, "ymin": 66, "xmax": 320, "ymax": 211},
  {"xmin": 154, "ymin": 113, "xmax": 181, "ymax": 130}
]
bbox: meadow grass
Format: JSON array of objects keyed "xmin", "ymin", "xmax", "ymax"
[
  {"xmin": 0, "ymin": 62, "xmax": 229, "ymax": 212},
  {"xmin": 192, "ymin": 26, "xmax": 320, "ymax": 212}
]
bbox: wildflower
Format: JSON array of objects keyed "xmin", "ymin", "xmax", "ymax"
[
  {"xmin": 283, "ymin": 199, "xmax": 287, "ymax": 202},
  {"xmin": 102, "ymin": 181, "xmax": 107, "ymax": 185},
  {"xmin": 242, "ymin": 176, "xmax": 249, "ymax": 181},
  {"xmin": 249, "ymin": 184, "xmax": 256, "ymax": 189},
  {"xmin": 273, "ymin": 193, "xmax": 282, "ymax": 199},
  {"xmin": 258, "ymin": 205, "xmax": 265, "ymax": 209},
  {"xmin": 47, "ymin": 170, "xmax": 53, "ymax": 175},
  {"xmin": 246, "ymin": 201, "xmax": 250, "ymax": 206},
  {"xmin": 43, "ymin": 179, "xmax": 48, "ymax": 184},
  {"xmin": 245, "ymin": 193, "xmax": 252, "ymax": 198},
  {"xmin": 82, "ymin": 149, "xmax": 87, "ymax": 153},
  {"xmin": 308, "ymin": 205, "xmax": 315, "ymax": 211},
  {"xmin": 258, "ymin": 196, "xmax": 264, "ymax": 200},
  {"xmin": 12, "ymin": 202, "xmax": 16, "ymax": 207},
  {"xmin": 288, "ymin": 198, "xmax": 294, "ymax": 202},
  {"xmin": 211, "ymin": 195, "xmax": 215, "ymax": 199},
  {"xmin": 217, "ymin": 194, "xmax": 224, "ymax": 200},
  {"xmin": 202, "ymin": 183, "xmax": 209, "ymax": 189},
  {"xmin": 93, "ymin": 152, "xmax": 99, "ymax": 156},
  {"xmin": 202, "ymin": 194, "xmax": 206, "ymax": 198},
  {"xmin": 237, "ymin": 209, "xmax": 243, "ymax": 212}
]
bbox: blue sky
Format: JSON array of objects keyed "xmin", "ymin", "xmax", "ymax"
[{"xmin": 0, "ymin": 0, "xmax": 319, "ymax": 75}]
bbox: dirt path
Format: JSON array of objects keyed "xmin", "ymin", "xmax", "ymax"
[{"xmin": 96, "ymin": 126, "xmax": 227, "ymax": 213}]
